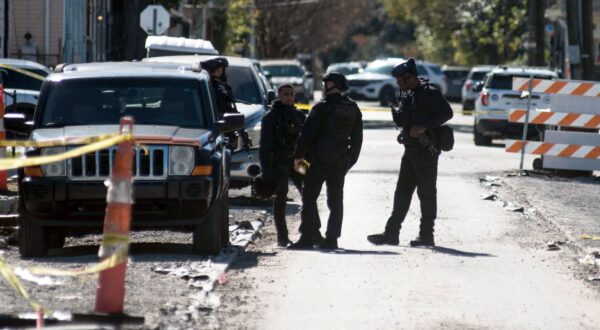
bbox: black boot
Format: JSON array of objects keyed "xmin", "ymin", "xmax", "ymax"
[
  {"xmin": 288, "ymin": 235, "xmax": 315, "ymax": 250},
  {"xmin": 409, "ymin": 235, "xmax": 435, "ymax": 247},
  {"xmin": 313, "ymin": 231, "xmax": 325, "ymax": 245},
  {"xmin": 318, "ymin": 237, "xmax": 338, "ymax": 250},
  {"xmin": 367, "ymin": 232, "xmax": 399, "ymax": 245},
  {"xmin": 277, "ymin": 235, "xmax": 293, "ymax": 247}
]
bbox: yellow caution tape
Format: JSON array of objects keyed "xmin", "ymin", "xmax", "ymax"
[
  {"xmin": 0, "ymin": 132, "xmax": 120, "ymax": 148},
  {"xmin": 0, "ymin": 133, "xmax": 132, "ymax": 171},
  {"xmin": 0, "ymin": 63, "xmax": 46, "ymax": 81},
  {"xmin": 0, "ymin": 255, "xmax": 43, "ymax": 312},
  {"xmin": 581, "ymin": 234, "xmax": 600, "ymax": 241}
]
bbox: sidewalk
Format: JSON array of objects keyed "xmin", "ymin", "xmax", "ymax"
[{"xmin": 502, "ymin": 173, "xmax": 600, "ymax": 252}]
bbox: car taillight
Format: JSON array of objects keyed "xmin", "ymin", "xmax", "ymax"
[
  {"xmin": 480, "ymin": 92, "xmax": 489, "ymax": 106},
  {"xmin": 465, "ymin": 82, "xmax": 472, "ymax": 91}
]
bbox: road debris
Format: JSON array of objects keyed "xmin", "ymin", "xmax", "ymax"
[
  {"xmin": 482, "ymin": 194, "xmax": 499, "ymax": 201},
  {"xmin": 503, "ymin": 202, "xmax": 525, "ymax": 212},
  {"xmin": 580, "ymin": 234, "xmax": 600, "ymax": 241},
  {"xmin": 587, "ymin": 275, "xmax": 600, "ymax": 282},
  {"xmin": 480, "ymin": 175, "xmax": 500, "ymax": 182},
  {"xmin": 13, "ymin": 268, "xmax": 64, "ymax": 286},
  {"xmin": 546, "ymin": 240, "xmax": 565, "ymax": 251}
]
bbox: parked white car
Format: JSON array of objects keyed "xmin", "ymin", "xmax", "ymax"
[
  {"xmin": 261, "ymin": 59, "xmax": 313, "ymax": 103},
  {"xmin": 0, "ymin": 58, "xmax": 51, "ymax": 121},
  {"xmin": 473, "ymin": 66, "xmax": 559, "ymax": 146},
  {"xmin": 461, "ymin": 65, "xmax": 495, "ymax": 110},
  {"xmin": 346, "ymin": 58, "xmax": 448, "ymax": 106}
]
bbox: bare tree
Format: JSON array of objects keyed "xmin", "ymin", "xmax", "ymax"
[{"xmin": 254, "ymin": 0, "xmax": 373, "ymax": 59}]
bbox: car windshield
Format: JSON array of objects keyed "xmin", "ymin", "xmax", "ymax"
[
  {"xmin": 262, "ymin": 65, "xmax": 303, "ymax": 77},
  {"xmin": 40, "ymin": 78, "xmax": 208, "ymax": 128},
  {"xmin": 487, "ymin": 74, "xmax": 556, "ymax": 90},
  {"xmin": 364, "ymin": 62, "xmax": 394, "ymax": 75},
  {"xmin": 227, "ymin": 66, "xmax": 263, "ymax": 104},
  {"xmin": 470, "ymin": 71, "xmax": 489, "ymax": 81},
  {"xmin": 427, "ymin": 64, "xmax": 443, "ymax": 75},
  {"xmin": 443, "ymin": 70, "xmax": 469, "ymax": 79},
  {"xmin": 0, "ymin": 67, "xmax": 48, "ymax": 91}
]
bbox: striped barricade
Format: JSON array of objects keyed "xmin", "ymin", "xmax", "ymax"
[{"xmin": 508, "ymin": 78, "xmax": 600, "ymax": 171}]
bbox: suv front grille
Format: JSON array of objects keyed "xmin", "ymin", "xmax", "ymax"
[{"xmin": 68, "ymin": 146, "xmax": 169, "ymax": 181}]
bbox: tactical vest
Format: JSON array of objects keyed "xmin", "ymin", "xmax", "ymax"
[{"xmin": 327, "ymin": 99, "xmax": 358, "ymax": 143}]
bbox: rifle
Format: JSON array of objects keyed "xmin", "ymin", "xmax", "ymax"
[
  {"xmin": 417, "ymin": 133, "xmax": 440, "ymax": 156},
  {"xmin": 240, "ymin": 129, "xmax": 253, "ymax": 159}
]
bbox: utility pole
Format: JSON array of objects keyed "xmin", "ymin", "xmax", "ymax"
[
  {"xmin": 581, "ymin": 0, "xmax": 594, "ymax": 80},
  {"xmin": 528, "ymin": 0, "xmax": 546, "ymax": 66},
  {"xmin": 566, "ymin": 0, "xmax": 582, "ymax": 79}
]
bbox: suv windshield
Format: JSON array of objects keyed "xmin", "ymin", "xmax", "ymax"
[
  {"xmin": 486, "ymin": 74, "xmax": 556, "ymax": 90},
  {"xmin": 470, "ymin": 71, "xmax": 489, "ymax": 81},
  {"xmin": 227, "ymin": 66, "xmax": 263, "ymax": 104},
  {"xmin": 40, "ymin": 78, "xmax": 208, "ymax": 128},
  {"xmin": 262, "ymin": 65, "xmax": 303, "ymax": 77},
  {"xmin": 0, "ymin": 68, "xmax": 48, "ymax": 91},
  {"xmin": 364, "ymin": 62, "xmax": 394, "ymax": 75}
]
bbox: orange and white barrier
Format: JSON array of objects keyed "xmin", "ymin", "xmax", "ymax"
[
  {"xmin": 509, "ymin": 109, "xmax": 600, "ymax": 129},
  {"xmin": 505, "ymin": 140, "xmax": 600, "ymax": 159},
  {"xmin": 513, "ymin": 77, "xmax": 600, "ymax": 97},
  {"xmin": 509, "ymin": 77, "xmax": 600, "ymax": 171}
]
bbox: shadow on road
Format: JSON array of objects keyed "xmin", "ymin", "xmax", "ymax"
[
  {"xmin": 229, "ymin": 250, "xmax": 277, "ymax": 270},
  {"xmin": 431, "ymin": 246, "xmax": 496, "ymax": 257},
  {"xmin": 316, "ymin": 248, "xmax": 399, "ymax": 256},
  {"xmin": 448, "ymin": 123, "xmax": 473, "ymax": 134}
]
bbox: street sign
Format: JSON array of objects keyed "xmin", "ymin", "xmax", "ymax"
[{"xmin": 140, "ymin": 5, "xmax": 170, "ymax": 36}]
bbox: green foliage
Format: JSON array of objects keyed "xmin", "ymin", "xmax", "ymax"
[
  {"xmin": 382, "ymin": 0, "xmax": 528, "ymax": 65},
  {"xmin": 225, "ymin": 0, "xmax": 256, "ymax": 56}
]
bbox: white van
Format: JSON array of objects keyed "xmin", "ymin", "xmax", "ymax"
[{"xmin": 145, "ymin": 36, "xmax": 219, "ymax": 58}]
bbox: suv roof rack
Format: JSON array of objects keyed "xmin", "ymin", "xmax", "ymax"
[{"xmin": 53, "ymin": 63, "xmax": 69, "ymax": 73}]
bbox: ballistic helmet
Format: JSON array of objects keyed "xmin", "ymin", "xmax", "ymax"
[
  {"xmin": 391, "ymin": 58, "xmax": 418, "ymax": 78},
  {"xmin": 253, "ymin": 176, "xmax": 278, "ymax": 199},
  {"xmin": 200, "ymin": 57, "xmax": 229, "ymax": 74},
  {"xmin": 322, "ymin": 72, "xmax": 349, "ymax": 92}
]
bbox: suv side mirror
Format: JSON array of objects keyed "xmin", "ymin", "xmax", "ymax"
[
  {"xmin": 266, "ymin": 90, "xmax": 276, "ymax": 104},
  {"xmin": 4, "ymin": 112, "xmax": 32, "ymax": 136},
  {"xmin": 218, "ymin": 113, "xmax": 245, "ymax": 133}
]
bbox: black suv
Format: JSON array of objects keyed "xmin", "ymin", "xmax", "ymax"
[{"xmin": 4, "ymin": 62, "xmax": 245, "ymax": 257}]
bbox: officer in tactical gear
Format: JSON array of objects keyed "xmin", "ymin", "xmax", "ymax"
[
  {"xmin": 367, "ymin": 58, "xmax": 453, "ymax": 247},
  {"xmin": 289, "ymin": 72, "xmax": 363, "ymax": 250},
  {"xmin": 201, "ymin": 57, "xmax": 237, "ymax": 117},
  {"xmin": 259, "ymin": 84, "xmax": 306, "ymax": 247},
  {"xmin": 201, "ymin": 56, "xmax": 252, "ymax": 153}
]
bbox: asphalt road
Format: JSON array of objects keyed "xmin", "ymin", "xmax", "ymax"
[{"xmin": 213, "ymin": 105, "xmax": 600, "ymax": 329}]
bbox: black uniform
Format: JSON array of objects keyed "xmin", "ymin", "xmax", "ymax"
[
  {"xmin": 211, "ymin": 79, "xmax": 238, "ymax": 118},
  {"xmin": 294, "ymin": 93, "xmax": 363, "ymax": 242},
  {"xmin": 259, "ymin": 100, "xmax": 306, "ymax": 243},
  {"xmin": 385, "ymin": 79, "xmax": 453, "ymax": 242}
]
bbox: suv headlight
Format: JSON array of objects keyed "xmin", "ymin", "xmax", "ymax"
[
  {"xmin": 169, "ymin": 146, "xmax": 194, "ymax": 175},
  {"xmin": 41, "ymin": 147, "xmax": 66, "ymax": 177}
]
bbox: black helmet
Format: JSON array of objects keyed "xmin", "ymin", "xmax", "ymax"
[
  {"xmin": 322, "ymin": 72, "xmax": 349, "ymax": 92},
  {"xmin": 391, "ymin": 58, "xmax": 418, "ymax": 77},
  {"xmin": 253, "ymin": 176, "xmax": 278, "ymax": 199},
  {"xmin": 200, "ymin": 57, "xmax": 229, "ymax": 74}
]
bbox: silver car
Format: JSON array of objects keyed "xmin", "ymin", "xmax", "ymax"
[{"xmin": 461, "ymin": 65, "xmax": 495, "ymax": 110}]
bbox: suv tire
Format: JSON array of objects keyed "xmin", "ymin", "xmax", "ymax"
[
  {"xmin": 18, "ymin": 213, "xmax": 49, "ymax": 257},
  {"xmin": 220, "ymin": 192, "xmax": 230, "ymax": 246},
  {"xmin": 193, "ymin": 202, "xmax": 222, "ymax": 256},
  {"xmin": 48, "ymin": 231, "xmax": 66, "ymax": 249},
  {"xmin": 379, "ymin": 85, "xmax": 396, "ymax": 106}
]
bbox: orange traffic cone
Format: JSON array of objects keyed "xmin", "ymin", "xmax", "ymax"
[{"xmin": 95, "ymin": 117, "xmax": 134, "ymax": 314}]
